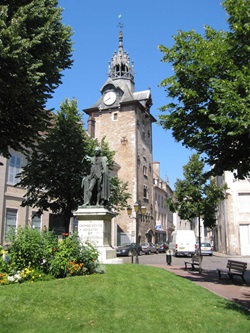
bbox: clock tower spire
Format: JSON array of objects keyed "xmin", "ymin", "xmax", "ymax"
[{"xmin": 108, "ymin": 24, "xmax": 134, "ymax": 85}]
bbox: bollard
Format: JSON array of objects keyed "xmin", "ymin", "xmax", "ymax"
[
  {"xmin": 166, "ymin": 250, "xmax": 172, "ymax": 265},
  {"xmin": 131, "ymin": 249, "xmax": 139, "ymax": 264},
  {"xmin": 134, "ymin": 249, "xmax": 139, "ymax": 264}
]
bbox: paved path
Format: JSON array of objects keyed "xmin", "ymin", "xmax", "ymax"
[{"xmin": 123, "ymin": 252, "xmax": 250, "ymax": 311}]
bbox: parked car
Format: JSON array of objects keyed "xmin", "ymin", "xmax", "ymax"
[
  {"xmin": 141, "ymin": 243, "xmax": 158, "ymax": 254},
  {"xmin": 197, "ymin": 242, "xmax": 213, "ymax": 256},
  {"xmin": 155, "ymin": 242, "xmax": 168, "ymax": 253},
  {"xmin": 116, "ymin": 243, "xmax": 142, "ymax": 257}
]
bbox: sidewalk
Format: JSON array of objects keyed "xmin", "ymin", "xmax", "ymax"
[{"xmin": 149, "ymin": 257, "xmax": 250, "ymax": 311}]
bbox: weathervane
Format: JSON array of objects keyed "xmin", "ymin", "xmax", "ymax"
[{"xmin": 118, "ymin": 14, "xmax": 123, "ymax": 30}]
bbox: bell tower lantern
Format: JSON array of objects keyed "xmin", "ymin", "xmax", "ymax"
[{"xmin": 108, "ymin": 26, "xmax": 134, "ymax": 84}]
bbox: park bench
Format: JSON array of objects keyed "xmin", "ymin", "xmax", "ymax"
[
  {"xmin": 217, "ymin": 260, "xmax": 247, "ymax": 284},
  {"xmin": 184, "ymin": 255, "xmax": 202, "ymax": 270}
]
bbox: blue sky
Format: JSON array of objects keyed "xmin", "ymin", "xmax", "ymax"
[{"xmin": 46, "ymin": 0, "xmax": 229, "ymax": 188}]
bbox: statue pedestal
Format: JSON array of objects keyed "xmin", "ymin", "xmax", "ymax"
[{"xmin": 75, "ymin": 206, "xmax": 123, "ymax": 264}]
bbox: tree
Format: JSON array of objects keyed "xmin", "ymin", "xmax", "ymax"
[
  {"xmin": 17, "ymin": 99, "xmax": 87, "ymax": 233},
  {"xmin": 0, "ymin": 0, "xmax": 73, "ymax": 158},
  {"xmin": 158, "ymin": 0, "xmax": 250, "ymax": 179},
  {"xmin": 109, "ymin": 176, "xmax": 131, "ymax": 212},
  {"xmin": 166, "ymin": 154, "xmax": 227, "ymax": 251},
  {"xmin": 17, "ymin": 99, "xmax": 131, "ymax": 232}
]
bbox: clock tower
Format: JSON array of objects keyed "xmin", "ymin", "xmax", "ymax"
[{"xmin": 84, "ymin": 27, "xmax": 156, "ymax": 246}]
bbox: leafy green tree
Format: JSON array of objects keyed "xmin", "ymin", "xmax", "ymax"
[
  {"xmin": 167, "ymin": 154, "xmax": 227, "ymax": 251},
  {"xmin": 0, "ymin": 0, "xmax": 73, "ymax": 158},
  {"xmin": 17, "ymin": 99, "xmax": 131, "ymax": 232},
  {"xmin": 17, "ymin": 99, "xmax": 87, "ymax": 233},
  {"xmin": 109, "ymin": 176, "xmax": 131, "ymax": 212},
  {"xmin": 159, "ymin": 0, "xmax": 250, "ymax": 179}
]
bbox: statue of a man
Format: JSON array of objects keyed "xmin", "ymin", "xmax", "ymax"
[{"xmin": 82, "ymin": 147, "xmax": 110, "ymax": 206}]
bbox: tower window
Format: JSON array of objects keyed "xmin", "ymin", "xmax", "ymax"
[{"xmin": 143, "ymin": 185, "xmax": 148, "ymax": 199}]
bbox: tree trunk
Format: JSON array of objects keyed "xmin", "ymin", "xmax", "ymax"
[
  {"xmin": 198, "ymin": 215, "xmax": 202, "ymax": 274},
  {"xmin": 63, "ymin": 210, "xmax": 72, "ymax": 234}
]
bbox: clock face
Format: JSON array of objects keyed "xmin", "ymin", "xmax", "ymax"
[{"xmin": 103, "ymin": 91, "xmax": 116, "ymax": 105}]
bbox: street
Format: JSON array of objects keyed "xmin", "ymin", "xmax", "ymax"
[{"xmin": 121, "ymin": 252, "xmax": 250, "ymax": 278}]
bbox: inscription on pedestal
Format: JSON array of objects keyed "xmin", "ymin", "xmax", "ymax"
[{"xmin": 78, "ymin": 220, "xmax": 103, "ymax": 246}]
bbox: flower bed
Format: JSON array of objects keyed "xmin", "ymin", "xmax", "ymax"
[{"xmin": 0, "ymin": 227, "xmax": 105, "ymax": 285}]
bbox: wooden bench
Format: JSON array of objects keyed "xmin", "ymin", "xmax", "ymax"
[
  {"xmin": 184, "ymin": 255, "xmax": 202, "ymax": 270},
  {"xmin": 217, "ymin": 260, "xmax": 247, "ymax": 284}
]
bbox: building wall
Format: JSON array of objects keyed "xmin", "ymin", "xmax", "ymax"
[
  {"xmin": 0, "ymin": 151, "xmax": 51, "ymax": 245},
  {"xmin": 216, "ymin": 171, "xmax": 250, "ymax": 255},
  {"xmin": 153, "ymin": 161, "xmax": 174, "ymax": 242},
  {"xmin": 91, "ymin": 104, "xmax": 154, "ymax": 245}
]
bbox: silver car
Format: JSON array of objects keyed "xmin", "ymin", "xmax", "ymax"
[
  {"xmin": 200, "ymin": 242, "xmax": 213, "ymax": 256},
  {"xmin": 141, "ymin": 243, "xmax": 158, "ymax": 255}
]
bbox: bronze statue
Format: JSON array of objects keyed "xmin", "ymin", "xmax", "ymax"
[{"xmin": 82, "ymin": 147, "xmax": 110, "ymax": 206}]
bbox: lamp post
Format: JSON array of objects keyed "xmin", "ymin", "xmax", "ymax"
[{"xmin": 127, "ymin": 202, "xmax": 146, "ymax": 264}]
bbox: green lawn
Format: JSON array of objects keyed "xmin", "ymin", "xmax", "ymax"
[{"xmin": 0, "ymin": 264, "xmax": 249, "ymax": 333}]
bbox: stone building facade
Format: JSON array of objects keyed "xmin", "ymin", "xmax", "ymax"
[
  {"xmin": 215, "ymin": 171, "xmax": 250, "ymax": 255},
  {"xmin": 153, "ymin": 161, "xmax": 174, "ymax": 242}
]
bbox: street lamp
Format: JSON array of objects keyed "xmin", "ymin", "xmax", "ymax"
[{"xmin": 127, "ymin": 202, "xmax": 146, "ymax": 264}]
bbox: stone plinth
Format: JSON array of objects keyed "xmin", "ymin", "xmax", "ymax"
[{"xmin": 75, "ymin": 206, "xmax": 123, "ymax": 264}]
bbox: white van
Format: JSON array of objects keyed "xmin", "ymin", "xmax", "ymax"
[{"xmin": 169, "ymin": 230, "xmax": 196, "ymax": 257}]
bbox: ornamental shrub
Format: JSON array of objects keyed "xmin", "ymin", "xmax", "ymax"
[
  {"xmin": 20, "ymin": 266, "xmax": 48, "ymax": 283},
  {"xmin": 49, "ymin": 239, "xmax": 73, "ymax": 278},
  {"xmin": 7, "ymin": 227, "xmax": 58, "ymax": 272},
  {"xmin": 0, "ymin": 245, "xmax": 11, "ymax": 274},
  {"xmin": 48, "ymin": 235, "xmax": 99, "ymax": 278},
  {"xmin": 67, "ymin": 261, "xmax": 87, "ymax": 276},
  {"xmin": 80, "ymin": 241, "xmax": 99, "ymax": 274}
]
